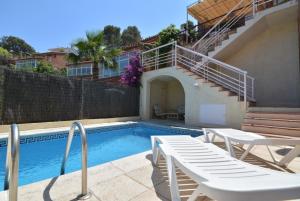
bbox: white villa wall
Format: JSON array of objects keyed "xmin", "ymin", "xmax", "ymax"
[
  {"xmin": 150, "ymin": 80, "xmax": 167, "ymax": 117},
  {"xmin": 140, "ymin": 67, "xmax": 246, "ymax": 128},
  {"xmin": 221, "ymin": 5, "xmax": 300, "ymax": 107},
  {"xmin": 166, "ymin": 80, "xmax": 185, "ymax": 112}
]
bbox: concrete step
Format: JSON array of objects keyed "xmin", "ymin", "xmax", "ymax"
[
  {"xmin": 245, "ymin": 112, "xmax": 300, "ymax": 120},
  {"xmin": 244, "ymin": 118, "xmax": 300, "ymax": 128},
  {"xmin": 248, "ymin": 107, "xmax": 300, "ymax": 113},
  {"xmin": 175, "ymin": 66, "xmax": 254, "ymax": 102},
  {"xmin": 184, "ymin": 71, "xmax": 195, "ymax": 76},
  {"xmin": 242, "ymin": 124, "xmax": 300, "ymax": 138}
]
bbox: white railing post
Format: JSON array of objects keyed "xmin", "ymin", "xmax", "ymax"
[
  {"xmin": 252, "ymin": 0, "xmax": 256, "ymax": 16},
  {"xmin": 252, "ymin": 77, "xmax": 255, "ymax": 100},
  {"xmin": 155, "ymin": 49, "xmax": 158, "ymax": 70},
  {"xmin": 244, "ymin": 72, "xmax": 247, "ymax": 109},
  {"xmin": 174, "ymin": 41, "xmax": 177, "ymax": 67},
  {"xmin": 238, "ymin": 74, "xmax": 241, "ymax": 101},
  {"xmin": 157, "ymin": 49, "xmax": 160, "ymax": 69}
]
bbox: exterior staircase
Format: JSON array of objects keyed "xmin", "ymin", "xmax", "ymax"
[
  {"xmin": 242, "ymin": 108, "xmax": 300, "ymax": 138},
  {"xmin": 142, "ymin": 41, "xmax": 255, "ymax": 107},
  {"xmin": 175, "ymin": 66, "xmax": 252, "ymax": 105},
  {"xmin": 191, "ymin": 0, "xmax": 297, "ymax": 58}
]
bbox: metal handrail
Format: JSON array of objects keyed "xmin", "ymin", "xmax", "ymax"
[
  {"xmin": 192, "ymin": 0, "xmax": 249, "ymax": 49},
  {"xmin": 4, "ymin": 124, "xmax": 20, "ymax": 201},
  {"xmin": 60, "ymin": 121, "xmax": 91, "ymax": 200},
  {"xmin": 191, "ymin": 0, "xmax": 281, "ymax": 54},
  {"xmin": 142, "ymin": 42, "xmax": 255, "ymax": 107}
]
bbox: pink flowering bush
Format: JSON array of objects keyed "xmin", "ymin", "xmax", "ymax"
[{"xmin": 120, "ymin": 55, "xmax": 143, "ymax": 87}]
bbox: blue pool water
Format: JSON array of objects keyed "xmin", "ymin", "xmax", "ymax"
[{"xmin": 0, "ymin": 123, "xmax": 201, "ymax": 190}]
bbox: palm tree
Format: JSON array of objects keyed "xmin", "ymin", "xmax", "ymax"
[{"xmin": 68, "ymin": 31, "xmax": 121, "ymax": 79}]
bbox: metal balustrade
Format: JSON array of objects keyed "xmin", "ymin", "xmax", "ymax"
[
  {"xmin": 142, "ymin": 41, "xmax": 255, "ymax": 108},
  {"xmin": 4, "ymin": 124, "xmax": 20, "ymax": 201},
  {"xmin": 61, "ymin": 121, "xmax": 91, "ymax": 200}
]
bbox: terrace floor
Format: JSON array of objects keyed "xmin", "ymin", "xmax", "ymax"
[{"xmin": 0, "ymin": 135, "xmax": 299, "ymax": 201}]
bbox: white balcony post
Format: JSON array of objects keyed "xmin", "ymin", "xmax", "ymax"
[
  {"xmin": 238, "ymin": 74, "xmax": 241, "ymax": 101},
  {"xmin": 244, "ymin": 72, "xmax": 247, "ymax": 109}
]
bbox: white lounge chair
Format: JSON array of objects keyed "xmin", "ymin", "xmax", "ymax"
[
  {"xmin": 203, "ymin": 128, "xmax": 300, "ymax": 166},
  {"xmin": 151, "ymin": 135, "xmax": 300, "ymax": 201}
]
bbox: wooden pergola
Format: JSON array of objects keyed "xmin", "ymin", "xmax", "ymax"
[{"xmin": 187, "ymin": 0, "xmax": 252, "ymax": 24}]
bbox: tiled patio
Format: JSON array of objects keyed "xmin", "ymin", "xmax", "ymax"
[
  {"xmin": 0, "ymin": 137, "xmax": 299, "ymax": 201},
  {"xmin": 0, "ymin": 151, "xmax": 170, "ymax": 201}
]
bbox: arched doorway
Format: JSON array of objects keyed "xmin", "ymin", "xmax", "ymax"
[{"xmin": 149, "ymin": 76, "xmax": 185, "ymax": 121}]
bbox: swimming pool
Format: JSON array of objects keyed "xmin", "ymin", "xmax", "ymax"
[{"xmin": 0, "ymin": 122, "xmax": 201, "ymax": 190}]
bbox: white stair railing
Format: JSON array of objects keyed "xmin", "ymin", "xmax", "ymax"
[
  {"xmin": 142, "ymin": 42, "xmax": 255, "ymax": 107},
  {"xmin": 191, "ymin": 0, "xmax": 273, "ymax": 55}
]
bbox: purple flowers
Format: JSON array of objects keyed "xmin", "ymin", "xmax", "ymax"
[{"xmin": 120, "ymin": 55, "xmax": 143, "ymax": 87}]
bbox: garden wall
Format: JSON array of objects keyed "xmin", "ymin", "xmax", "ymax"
[{"xmin": 0, "ymin": 67, "xmax": 139, "ymax": 124}]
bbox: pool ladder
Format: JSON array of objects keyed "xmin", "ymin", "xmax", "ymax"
[
  {"xmin": 60, "ymin": 121, "xmax": 91, "ymax": 200},
  {"xmin": 4, "ymin": 121, "xmax": 91, "ymax": 201},
  {"xmin": 4, "ymin": 124, "xmax": 20, "ymax": 201}
]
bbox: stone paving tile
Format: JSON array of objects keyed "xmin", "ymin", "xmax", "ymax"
[
  {"xmin": 126, "ymin": 164, "xmax": 167, "ymax": 188},
  {"xmin": 0, "ymin": 192, "xmax": 7, "ymax": 201},
  {"xmin": 88, "ymin": 162, "xmax": 124, "ymax": 187},
  {"xmin": 90, "ymin": 175, "xmax": 148, "ymax": 201},
  {"xmin": 129, "ymin": 188, "xmax": 170, "ymax": 201},
  {"xmin": 111, "ymin": 151, "xmax": 152, "ymax": 173},
  {"xmin": 17, "ymin": 174, "xmax": 83, "ymax": 201},
  {"xmin": 152, "ymin": 181, "xmax": 172, "ymax": 200}
]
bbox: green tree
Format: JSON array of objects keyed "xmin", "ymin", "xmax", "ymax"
[
  {"xmin": 33, "ymin": 60, "xmax": 55, "ymax": 74},
  {"xmin": 19, "ymin": 60, "xmax": 66, "ymax": 75},
  {"xmin": 0, "ymin": 47, "xmax": 13, "ymax": 65},
  {"xmin": 156, "ymin": 24, "xmax": 180, "ymax": 46},
  {"xmin": 103, "ymin": 25, "xmax": 121, "ymax": 48},
  {"xmin": 68, "ymin": 30, "xmax": 121, "ymax": 79},
  {"xmin": 121, "ymin": 26, "xmax": 142, "ymax": 46},
  {"xmin": 180, "ymin": 20, "xmax": 198, "ymax": 42},
  {"xmin": 0, "ymin": 36, "xmax": 35, "ymax": 56}
]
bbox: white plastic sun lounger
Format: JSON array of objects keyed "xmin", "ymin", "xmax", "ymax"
[
  {"xmin": 151, "ymin": 135, "xmax": 300, "ymax": 201},
  {"xmin": 203, "ymin": 128, "xmax": 300, "ymax": 166}
]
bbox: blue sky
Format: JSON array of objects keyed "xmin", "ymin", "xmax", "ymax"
[{"xmin": 1, "ymin": 0, "xmax": 196, "ymax": 52}]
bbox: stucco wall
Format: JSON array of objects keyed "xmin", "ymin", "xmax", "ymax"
[
  {"xmin": 150, "ymin": 80, "xmax": 167, "ymax": 117},
  {"xmin": 166, "ymin": 80, "xmax": 185, "ymax": 111},
  {"xmin": 140, "ymin": 67, "xmax": 246, "ymax": 128},
  {"xmin": 149, "ymin": 79, "xmax": 185, "ymax": 117},
  {"xmin": 222, "ymin": 13, "xmax": 300, "ymax": 107}
]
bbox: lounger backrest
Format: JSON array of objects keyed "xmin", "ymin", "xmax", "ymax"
[{"xmin": 163, "ymin": 139, "xmax": 278, "ymax": 182}]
